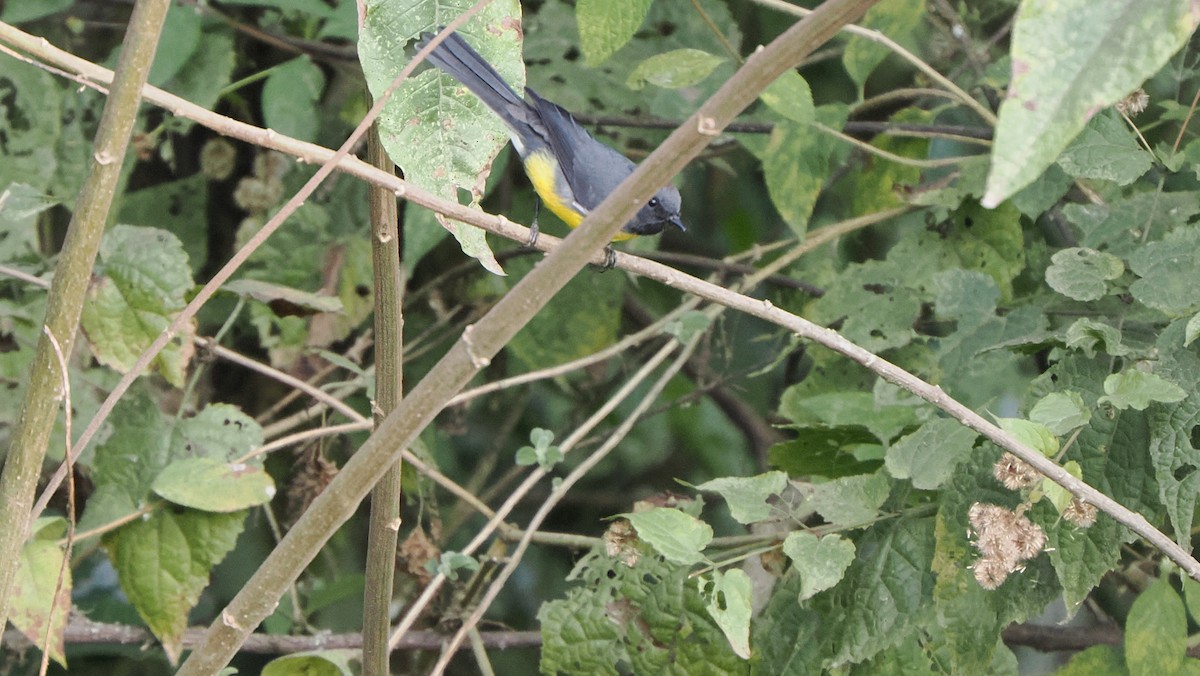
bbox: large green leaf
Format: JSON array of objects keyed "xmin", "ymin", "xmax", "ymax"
[
  {"xmin": 577, "ymin": 0, "xmax": 652, "ymax": 67},
  {"xmin": 106, "ymin": 509, "xmax": 245, "ymax": 664},
  {"xmin": 539, "ymin": 550, "xmax": 746, "ymax": 674},
  {"xmin": 11, "ymin": 519, "xmax": 71, "ymax": 667},
  {"xmin": 885, "ymin": 418, "xmax": 979, "ymax": 489},
  {"xmin": 818, "ymin": 516, "xmax": 937, "ymax": 666},
  {"xmin": 79, "ymin": 225, "xmax": 196, "ymax": 387},
  {"xmin": 359, "ymin": 0, "xmax": 520, "ymax": 274},
  {"xmin": 984, "ymin": 0, "xmax": 1200, "ymax": 206},
  {"xmin": 1125, "ymin": 578, "xmax": 1188, "ymax": 675}
]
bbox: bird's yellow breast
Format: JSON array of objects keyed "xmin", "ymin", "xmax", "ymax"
[
  {"xmin": 521, "ymin": 150, "xmax": 637, "ymax": 241},
  {"xmin": 523, "ymin": 151, "xmax": 583, "ymax": 228}
]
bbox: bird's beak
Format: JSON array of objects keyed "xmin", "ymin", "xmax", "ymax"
[{"xmin": 669, "ymin": 217, "xmax": 687, "ymax": 232}]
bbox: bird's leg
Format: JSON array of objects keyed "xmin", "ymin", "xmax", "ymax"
[
  {"xmin": 526, "ymin": 198, "xmax": 541, "ymax": 247},
  {"xmin": 600, "ymin": 245, "xmax": 617, "ymax": 271}
]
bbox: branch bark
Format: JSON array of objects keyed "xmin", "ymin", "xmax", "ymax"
[{"xmin": 0, "ymin": 0, "xmax": 171, "ymax": 632}]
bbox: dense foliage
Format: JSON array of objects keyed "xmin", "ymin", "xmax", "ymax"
[{"xmin": 3, "ymin": 0, "xmax": 1200, "ymax": 674}]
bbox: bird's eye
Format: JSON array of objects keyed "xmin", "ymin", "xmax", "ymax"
[{"xmin": 649, "ymin": 198, "xmax": 659, "ymax": 207}]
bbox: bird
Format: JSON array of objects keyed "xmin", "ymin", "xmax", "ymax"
[{"xmin": 417, "ymin": 28, "xmax": 686, "ymax": 264}]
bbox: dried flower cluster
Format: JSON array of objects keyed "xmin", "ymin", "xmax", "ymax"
[
  {"xmin": 604, "ymin": 519, "xmax": 640, "ymax": 567},
  {"xmin": 993, "ymin": 453, "xmax": 1040, "ymax": 490},
  {"xmin": 1063, "ymin": 497, "xmax": 1098, "ymax": 527},
  {"xmin": 992, "ymin": 453, "xmax": 1098, "ymax": 528},
  {"xmin": 1115, "ymin": 88, "xmax": 1150, "ymax": 117},
  {"xmin": 968, "ymin": 503, "xmax": 1046, "ymax": 589}
]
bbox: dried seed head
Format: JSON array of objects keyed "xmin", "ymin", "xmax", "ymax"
[
  {"xmin": 993, "ymin": 453, "xmax": 1041, "ymax": 490},
  {"xmin": 968, "ymin": 502, "xmax": 1048, "ymax": 589},
  {"xmin": 200, "ymin": 138, "xmax": 237, "ymax": 181},
  {"xmin": 1115, "ymin": 88, "xmax": 1150, "ymax": 117},
  {"xmin": 603, "ymin": 519, "xmax": 640, "ymax": 567},
  {"xmin": 1064, "ymin": 497, "xmax": 1098, "ymax": 528},
  {"xmin": 972, "ymin": 556, "xmax": 1011, "ymax": 590}
]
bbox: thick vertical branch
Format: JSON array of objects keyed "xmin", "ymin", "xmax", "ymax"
[
  {"xmin": 0, "ymin": 0, "xmax": 171, "ymax": 631},
  {"xmin": 361, "ymin": 123, "xmax": 405, "ymax": 675}
]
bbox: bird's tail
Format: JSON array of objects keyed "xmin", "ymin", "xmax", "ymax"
[{"xmin": 417, "ymin": 30, "xmax": 533, "ymax": 141}]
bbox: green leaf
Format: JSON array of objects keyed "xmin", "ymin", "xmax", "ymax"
[
  {"xmin": 0, "ymin": 60, "xmax": 61, "ymax": 193},
  {"xmin": 822, "ymin": 516, "xmax": 937, "ymax": 665},
  {"xmin": 1045, "ymin": 247, "xmax": 1125, "ymax": 301},
  {"xmin": 0, "ymin": 183, "xmax": 58, "ymax": 263},
  {"xmin": 695, "ymin": 471, "xmax": 788, "ymax": 524},
  {"xmin": 664, "ymin": 310, "xmax": 712, "ymax": 343},
  {"xmin": 1129, "ymin": 227, "xmax": 1200, "ymax": 315},
  {"xmin": 1055, "ymin": 645, "xmax": 1126, "ymax": 676},
  {"xmin": 885, "ymin": 418, "xmax": 979, "ymax": 490},
  {"xmin": 807, "ymin": 472, "xmax": 889, "ymax": 528},
  {"xmin": 77, "ymin": 389, "xmax": 170, "ymax": 533},
  {"xmin": 759, "ymin": 70, "xmax": 814, "ymax": 124},
  {"xmin": 779, "ymin": 389, "xmax": 921, "ymax": 444},
  {"xmin": 1065, "ymin": 191, "xmax": 1200, "ymax": 258},
  {"xmin": 752, "ymin": 575, "xmax": 822, "ymax": 673},
  {"xmin": 624, "ymin": 508, "xmax": 713, "ymax": 565},
  {"xmin": 1126, "ymin": 578, "xmax": 1187, "ymax": 675},
  {"xmin": 78, "ymin": 394, "xmax": 263, "ymax": 534},
  {"xmin": 627, "ymin": 49, "xmax": 725, "ymax": 90},
  {"xmin": 1010, "ymin": 164, "xmax": 1073, "ymax": 218},
  {"xmin": 1056, "ymin": 113, "xmax": 1152, "ymax": 185},
  {"xmin": 514, "ymin": 427, "xmax": 563, "ymax": 470},
  {"xmin": 782, "ymin": 531, "xmax": 856, "ymax": 601},
  {"xmin": 80, "ymin": 225, "xmax": 196, "ymax": 387},
  {"xmin": 224, "ymin": 279, "xmax": 343, "ymax": 315},
  {"xmin": 1183, "ymin": 576, "xmax": 1200, "ymax": 624},
  {"xmin": 1, "ymin": 0, "xmax": 73, "ymax": 23},
  {"xmin": 576, "ymin": 0, "xmax": 652, "ymax": 66},
  {"xmin": 842, "ymin": 0, "xmax": 924, "ymax": 88},
  {"xmin": 507, "ymin": 256, "xmax": 625, "ymax": 369},
  {"xmin": 262, "ymin": 650, "xmax": 360, "ymax": 676},
  {"xmin": 933, "ymin": 268, "xmax": 1000, "ymax": 325},
  {"xmin": 983, "ymin": 0, "xmax": 1199, "ymax": 205},
  {"xmin": 808, "ymin": 259, "xmax": 921, "ymax": 353},
  {"xmin": 118, "ymin": 175, "xmax": 209, "ymax": 273},
  {"xmin": 360, "ymin": 5, "xmax": 518, "ymax": 275},
  {"xmin": 1065, "ymin": 318, "xmax": 1131, "ymax": 358},
  {"xmin": 1048, "ymin": 511, "xmax": 1122, "ymax": 613},
  {"xmin": 106, "ymin": 509, "xmax": 245, "ymax": 664},
  {"xmin": 162, "ymin": 25, "xmax": 236, "ymax": 132},
  {"xmin": 539, "ymin": 593, "xmax": 622, "ymax": 676},
  {"xmin": 859, "ymin": 639, "xmax": 941, "ymax": 674},
  {"xmin": 995, "ymin": 417, "xmax": 1059, "ymax": 456},
  {"xmin": 1041, "ymin": 461, "xmax": 1084, "ymax": 514},
  {"xmin": 1185, "ymin": 312, "xmax": 1200, "ymax": 347},
  {"xmin": 539, "ymin": 551, "xmax": 744, "ymax": 673},
  {"xmin": 1029, "ymin": 391, "xmax": 1092, "ymax": 436},
  {"xmin": 700, "ymin": 569, "xmax": 753, "ymax": 659},
  {"xmin": 1030, "ymin": 356, "xmax": 1164, "ymax": 580},
  {"xmin": 173, "ymin": 403, "xmax": 264, "ymax": 462},
  {"xmin": 11, "ymin": 538, "xmax": 70, "ymax": 667},
  {"xmin": 1099, "ymin": 370, "xmax": 1187, "ymax": 411},
  {"xmin": 147, "ymin": 6, "xmax": 202, "ymax": 86},
  {"xmin": 767, "ymin": 431, "xmax": 884, "ymax": 479},
  {"xmin": 431, "ymin": 551, "xmax": 480, "ymax": 581},
  {"xmin": 751, "ymin": 104, "xmax": 848, "ymax": 238},
  {"xmin": 153, "ymin": 457, "xmax": 276, "ymax": 512},
  {"xmin": 1145, "ymin": 322, "xmax": 1200, "ymax": 546},
  {"xmin": 262, "ymin": 56, "xmax": 325, "ymax": 142}
]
